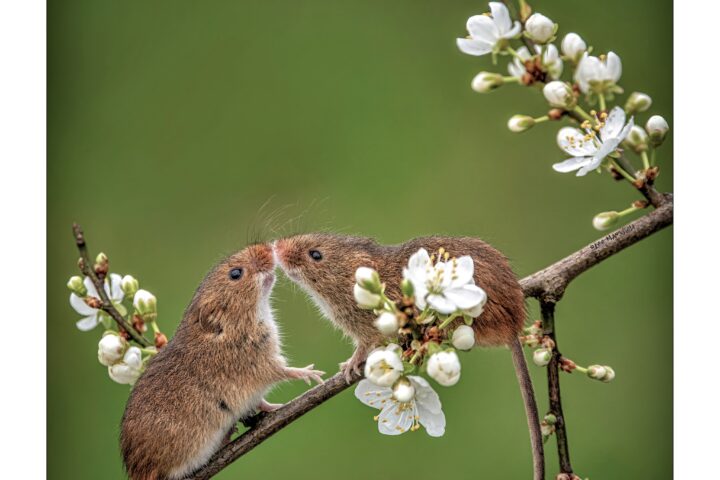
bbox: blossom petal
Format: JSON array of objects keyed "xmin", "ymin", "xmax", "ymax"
[
  {"xmin": 427, "ymin": 294, "xmax": 457, "ymax": 314},
  {"xmin": 552, "ymin": 156, "xmax": 593, "ymax": 173},
  {"xmin": 70, "ymin": 293, "xmax": 96, "ymax": 316},
  {"xmin": 409, "ymin": 376, "xmax": 443, "ymax": 414},
  {"xmin": 464, "ymin": 301, "xmax": 485, "ymax": 318},
  {"xmin": 416, "ymin": 404, "xmax": 446, "ymax": 437},
  {"xmin": 83, "ymin": 276, "xmax": 99, "ymax": 298},
  {"xmin": 466, "ymin": 14, "xmax": 499, "ymax": 43},
  {"xmin": 450, "ymin": 256, "xmax": 475, "ymax": 287},
  {"xmin": 354, "ymin": 380, "xmax": 392, "ymax": 410},
  {"xmin": 107, "ymin": 273, "xmax": 125, "ymax": 302},
  {"xmin": 502, "ymin": 21, "xmax": 522, "ymax": 39},
  {"xmin": 444, "ymin": 285, "xmax": 487, "ymax": 310},
  {"xmin": 456, "ymin": 38, "xmax": 493, "ymax": 56},
  {"xmin": 489, "ymin": 2, "xmax": 512, "ymax": 34},
  {"xmin": 76, "ymin": 315, "xmax": 99, "ymax": 331},
  {"xmin": 377, "ymin": 402, "xmax": 413, "ymax": 435},
  {"xmin": 407, "ymin": 248, "xmax": 430, "ymax": 273},
  {"xmin": 600, "ymin": 107, "xmax": 626, "ymax": 141},
  {"xmin": 556, "ymin": 127, "xmax": 597, "ymax": 156},
  {"xmin": 605, "ymin": 51, "xmax": 622, "ymax": 82}
]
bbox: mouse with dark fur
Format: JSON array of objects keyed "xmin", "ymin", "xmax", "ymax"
[
  {"xmin": 273, "ymin": 233, "xmax": 543, "ymax": 480},
  {"xmin": 120, "ymin": 243, "xmax": 324, "ymax": 480}
]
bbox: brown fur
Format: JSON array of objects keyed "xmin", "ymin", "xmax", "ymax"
[
  {"xmin": 120, "ymin": 244, "xmax": 288, "ymax": 480},
  {"xmin": 274, "ymin": 233, "xmax": 544, "ymax": 480}
]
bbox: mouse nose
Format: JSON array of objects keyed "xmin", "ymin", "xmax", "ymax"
[
  {"xmin": 250, "ymin": 243, "xmax": 274, "ymax": 271},
  {"xmin": 272, "ymin": 239, "xmax": 288, "ymax": 265}
]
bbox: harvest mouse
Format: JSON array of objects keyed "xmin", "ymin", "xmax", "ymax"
[
  {"xmin": 121, "ymin": 243, "xmax": 325, "ymax": 480},
  {"xmin": 273, "ymin": 233, "xmax": 543, "ymax": 480}
]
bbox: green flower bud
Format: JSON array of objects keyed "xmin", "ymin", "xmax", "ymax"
[
  {"xmin": 121, "ymin": 275, "xmax": 139, "ymax": 298},
  {"xmin": 95, "ymin": 252, "xmax": 108, "ymax": 265},
  {"xmin": 355, "ymin": 267, "xmax": 381, "ymax": 293},
  {"xmin": 544, "ymin": 413, "xmax": 557, "ymax": 425},
  {"xmin": 508, "ymin": 115, "xmax": 536, "ymax": 133},
  {"xmin": 67, "ymin": 275, "xmax": 87, "ymax": 296},
  {"xmin": 533, "ymin": 348, "xmax": 552, "ymax": 367},
  {"xmin": 543, "ymin": 81, "xmax": 576, "ymax": 110},
  {"xmin": 592, "ymin": 211, "xmax": 619, "ymax": 231},
  {"xmin": 587, "ymin": 364, "xmax": 608, "ymax": 380},
  {"xmin": 401, "ymin": 278, "xmax": 414, "ymax": 298},
  {"xmin": 625, "ymin": 92, "xmax": 652, "ymax": 114},
  {"xmin": 133, "ymin": 289, "xmax": 157, "ymax": 321},
  {"xmin": 623, "ymin": 125, "xmax": 649, "ymax": 154}
]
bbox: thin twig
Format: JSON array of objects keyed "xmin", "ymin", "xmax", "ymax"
[
  {"xmin": 541, "ymin": 300, "xmax": 573, "ymax": 474},
  {"xmin": 186, "ymin": 195, "xmax": 673, "ymax": 479},
  {"xmin": 72, "ymin": 223, "xmax": 151, "ymax": 347}
]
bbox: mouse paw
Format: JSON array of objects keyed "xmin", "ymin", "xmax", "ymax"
[
  {"xmin": 339, "ymin": 355, "xmax": 365, "ymax": 383},
  {"xmin": 285, "ymin": 364, "xmax": 325, "ymax": 386}
]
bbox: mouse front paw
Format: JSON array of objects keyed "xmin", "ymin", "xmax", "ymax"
[{"xmin": 284, "ymin": 364, "xmax": 325, "ymax": 386}]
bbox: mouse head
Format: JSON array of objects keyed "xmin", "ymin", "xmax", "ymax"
[
  {"xmin": 186, "ymin": 243, "xmax": 275, "ymax": 334},
  {"xmin": 273, "ymin": 233, "xmax": 379, "ymax": 309}
]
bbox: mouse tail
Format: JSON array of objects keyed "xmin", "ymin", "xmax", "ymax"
[{"xmin": 510, "ymin": 336, "xmax": 545, "ymax": 480}]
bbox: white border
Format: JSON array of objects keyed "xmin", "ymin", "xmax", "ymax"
[{"xmin": 0, "ymin": 0, "xmax": 47, "ymax": 476}]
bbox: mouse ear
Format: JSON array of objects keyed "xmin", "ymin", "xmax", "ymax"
[{"xmin": 196, "ymin": 305, "xmax": 227, "ymax": 336}]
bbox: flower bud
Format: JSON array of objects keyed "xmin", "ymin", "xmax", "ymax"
[
  {"xmin": 355, "ymin": 267, "xmax": 381, "ymax": 293},
  {"xmin": 645, "ymin": 115, "xmax": 669, "ymax": 146},
  {"xmin": 623, "ymin": 125, "xmax": 649, "ymax": 154},
  {"xmin": 543, "ymin": 81, "xmax": 576, "ymax": 109},
  {"xmin": 560, "ymin": 33, "xmax": 587, "ymax": 62},
  {"xmin": 95, "ymin": 252, "xmax": 108, "ymax": 265},
  {"xmin": 353, "ymin": 283, "xmax": 382, "ymax": 310},
  {"xmin": 374, "ymin": 311, "xmax": 400, "ymax": 336},
  {"xmin": 108, "ymin": 346, "xmax": 143, "ymax": 385},
  {"xmin": 533, "ymin": 348, "xmax": 552, "ymax": 367},
  {"xmin": 507, "ymin": 114, "xmax": 536, "ymax": 133},
  {"xmin": 592, "ymin": 211, "xmax": 619, "ymax": 231},
  {"xmin": 426, "ymin": 351, "xmax": 461, "ymax": 386},
  {"xmin": 121, "ymin": 275, "xmax": 139, "ymax": 298},
  {"xmin": 471, "ymin": 72, "xmax": 504, "ymax": 93},
  {"xmin": 67, "ymin": 276, "xmax": 87, "ymax": 296},
  {"xmin": 97, "ymin": 333, "xmax": 128, "ymax": 366},
  {"xmin": 525, "ymin": 13, "xmax": 556, "ymax": 44},
  {"xmin": 544, "ymin": 413, "xmax": 557, "ymax": 425},
  {"xmin": 541, "ymin": 421, "xmax": 555, "ymax": 437},
  {"xmin": 600, "ymin": 366, "xmax": 615, "ymax": 383},
  {"xmin": 587, "ymin": 364, "xmax": 607, "ymax": 380},
  {"xmin": 624, "ymin": 92, "xmax": 652, "ymax": 114},
  {"xmin": 392, "ymin": 377, "xmax": 416, "ymax": 403},
  {"xmin": 133, "ymin": 289, "xmax": 157, "ymax": 321},
  {"xmin": 154, "ymin": 332, "xmax": 168, "ymax": 349},
  {"xmin": 451, "ymin": 325, "xmax": 475, "ymax": 350},
  {"xmin": 364, "ymin": 349, "xmax": 403, "ymax": 387},
  {"xmin": 401, "ymin": 278, "xmax": 414, "ymax": 298}
]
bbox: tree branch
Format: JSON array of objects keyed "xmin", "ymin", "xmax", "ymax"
[
  {"xmin": 72, "ymin": 223, "xmax": 151, "ymax": 347},
  {"xmin": 185, "ymin": 195, "xmax": 673, "ymax": 479}
]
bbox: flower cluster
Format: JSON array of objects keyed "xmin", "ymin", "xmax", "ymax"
[
  {"xmin": 67, "ymin": 252, "xmax": 167, "ymax": 386},
  {"xmin": 457, "ymin": 2, "xmax": 670, "ymax": 230},
  {"xmin": 521, "ymin": 320, "xmax": 615, "ymax": 383},
  {"xmin": 353, "ymin": 248, "xmax": 488, "ymax": 436}
]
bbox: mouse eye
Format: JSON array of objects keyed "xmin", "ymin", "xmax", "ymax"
[
  {"xmin": 229, "ymin": 268, "xmax": 244, "ymax": 280},
  {"xmin": 308, "ymin": 250, "xmax": 323, "ymax": 261}
]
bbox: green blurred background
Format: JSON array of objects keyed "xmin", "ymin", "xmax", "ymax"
[{"xmin": 48, "ymin": 0, "xmax": 672, "ymax": 478}]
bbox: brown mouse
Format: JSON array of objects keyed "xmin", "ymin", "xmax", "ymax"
[
  {"xmin": 120, "ymin": 243, "xmax": 324, "ymax": 480},
  {"xmin": 273, "ymin": 233, "xmax": 543, "ymax": 480}
]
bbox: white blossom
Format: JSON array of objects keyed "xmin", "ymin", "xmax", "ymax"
[
  {"xmin": 133, "ymin": 289, "xmax": 157, "ymax": 316},
  {"xmin": 575, "ymin": 52, "xmax": 622, "ymax": 94},
  {"xmin": 471, "ymin": 72, "xmax": 504, "ymax": 93},
  {"xmin": 98, "ymin": 334, "xmax": 128, "ymax": 366},
  {"xmin": 69, "ymin": 273, "xmax": 124, "ymax": 331},
  {"xmin": 457, "ymin": 2, "xmax": 521, "ymax": 56},
  {"xmin": 355, "ymin": 267, "xmax": 380, "ymax": 292},
  {"xmin": 451, "ymin": 325, "xmax": 475, "ymax": 350},
  {"xmin": 625, "ymin": 92, "xmax": 652, "ymax": 114},
  {"xmin": 543, "ymin": 81, "xmax": 575, "ymax": 109},
  {"xmin": 364, "ymin": 348, "xmax": 403, "ymax": 387},
  {"xmin": 355, "ymin": 375, "xmax": 446, "ymax": 436},
  {"xmin": 592, "ymin": 211, "xmax": 619, "ymax": 231},
  {"xmin": 402, "ymin": 249, "xmax": 487, "ymax": 316},
  {"xmin": 374, "ymin": 311, "xmax": 400, "ymax": 336},
  {"xmin": 646, "ymin": 115, "xmax": 669, "ymax": 145},
  {"xmin": 553, "ymin": 107, "xmax": 634, "ymax": 176},
  {"xmin": 533, "ymin": 348, "xmax": 552, "ymax": 367},
  {"xmin": 392, "ymin": 377, "xmax": 416, "ymax": 403},
  {"xmin": 525, "ymin": 13, "xmax": 556, "ymax": 44},
  {"xmin": 508, "ymin": 45, "xmax": 563, "ymax": 80},
  {"xmin": 560, "ymin": 33, "xmax": 586, "ymax": 62},
  {"xmin": 108, "ymin": 346, "xmax": 143, "ymax": 385},
  {"xmin": 353, "ymin": 283, "xmax": 382, "ymax": 309},
  {"xmin": 426, "ymin": 351, "xmax": 461, "ymax": 386}
]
